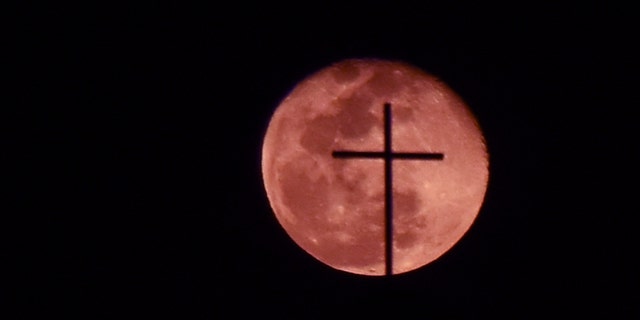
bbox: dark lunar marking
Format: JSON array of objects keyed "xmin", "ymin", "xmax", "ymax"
[
  {"xmin": 334, "ymin": 93, "xmax": 377, "ymax": 138},
  {"xmin": 365, "ymin": 72, "xmax": 404, "ymax": 97},
  {"xmin": 395, "ymin": 230, "xmax": 418, "ymax": 249},
  {"xmin": 280, "ymin": 160, "xmax": 329, "ymax": 222},
  {"xmin": 331, "ymin": 63, "xmax": 361, "ymax": 83},
  {"xmin": 300, "ymin": 115, "xmax": 339, "ymax": 154},
  {"xmin": 393, "ymin": 106, "xmax": 415, "ymax": 123},
  {"xmin": 393, "ymin": 190, "xmax": 420, "ymax": 219},
  {"xmin": 393, "ymin": 190, "xmax": 420, "ymax": 250}
]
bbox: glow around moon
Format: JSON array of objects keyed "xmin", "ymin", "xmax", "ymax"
[{"xmin": 261, "ymin": 59, "xmax": 489, "ymax": 276}]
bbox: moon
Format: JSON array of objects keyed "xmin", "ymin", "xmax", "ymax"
[{"xmin": 261, "ymin": 59, "xmax": 489, "ymax": 276}]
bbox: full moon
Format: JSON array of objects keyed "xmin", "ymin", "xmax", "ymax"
[{"xmin": 261, "ymin": 59, "xmax": 489, "ymax": 276}]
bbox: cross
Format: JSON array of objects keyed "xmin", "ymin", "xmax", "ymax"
[{"xmin": 332, "ymin": 102, "xmax": 444, "ymax": 276}]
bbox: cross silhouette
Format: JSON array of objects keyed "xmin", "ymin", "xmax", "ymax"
[{"xmin": 332, "ymin": 102, "xmax": 444, "ymax": 276}]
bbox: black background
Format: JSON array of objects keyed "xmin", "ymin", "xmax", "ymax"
[{"xmin": 6, "ymin": 2, "xmax": 638, "ymax": 318}]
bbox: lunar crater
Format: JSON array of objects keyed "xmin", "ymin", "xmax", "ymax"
[
  {"xmin": 331, "ymin": 63, "xmax": 361, "ymax": 83},
  {"xmin": 300, "ymin": 114, "xmax": 339, "ymax": 154}
]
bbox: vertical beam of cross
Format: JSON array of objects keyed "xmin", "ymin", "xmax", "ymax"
[
  {"xmin": 332, "ymin": 102, "xmax": 444, "ymax": 276},
  {"xmin": 383, "ymin": 103, "xmax": 393, "ymax": 277}
]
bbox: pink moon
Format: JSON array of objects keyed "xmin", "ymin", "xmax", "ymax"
[{"xmin": 261, "ymin": 59, "xmax": 489, "ymax": 275}]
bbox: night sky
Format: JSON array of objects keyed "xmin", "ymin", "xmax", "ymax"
[{"xmin": 7, "ymin": 2, "xmax": 638, "ymax": 318}]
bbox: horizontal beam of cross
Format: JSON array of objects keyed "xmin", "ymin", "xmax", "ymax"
[{"xmin": 332, "ymin": 151, "xmax": 444, "ymax": 160}]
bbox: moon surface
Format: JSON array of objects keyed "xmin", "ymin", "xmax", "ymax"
[{"xmin": 261, "ymin": 59, "xmax": 489, "ymax": 276}]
